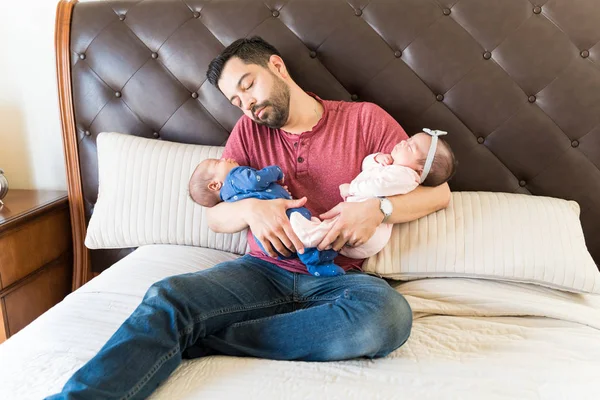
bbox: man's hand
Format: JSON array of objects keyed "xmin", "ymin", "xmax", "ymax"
[
  {"xmin": 317, "ymin": 198, "xmax": 383, "ymax": 251},
  {"xmin": 244, "ymin": 197, "xmax": 307, "ymax": 257},
  {"xmin": 283, "ymin": 185, "xmax": 292, "ymax": 197},
  {"xmin": 375, "ymin": 153, "xmax": 394, "ymax": 166}
]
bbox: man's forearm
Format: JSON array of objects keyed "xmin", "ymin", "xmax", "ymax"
[
  {"xmin": 385, "ymin": 183, "xmax": 451, "ymax": 224},
  {"xmin": 206, "ymin": 199, "xmax": 254, "ymax": 233}
]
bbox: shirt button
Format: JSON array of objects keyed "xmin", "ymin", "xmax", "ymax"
[{"xmin": 297, "ymin": 157, "xmax": 304, "ymax": 163}]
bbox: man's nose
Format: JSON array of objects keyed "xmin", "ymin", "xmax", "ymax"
[{"xmin": 242, "ymin": 96, "xmax": 256, "ymax": 112}]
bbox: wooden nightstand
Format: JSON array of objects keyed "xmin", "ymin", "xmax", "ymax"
[{"xmin": 0, "ymin": 190, "xmax": 73, "ymax": 343}]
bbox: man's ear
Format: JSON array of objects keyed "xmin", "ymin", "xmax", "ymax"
[
  {"xmin": 208, "ymin": 181, "xmax": 223, "ymax": 192},
  {"xmin": 269, "ymin": 55, "xmax": 288, "ymax": 79}
]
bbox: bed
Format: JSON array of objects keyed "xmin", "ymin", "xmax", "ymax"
[{"xmin": 1, "ymin": 0, "xmax": 600, "ymax": 398}]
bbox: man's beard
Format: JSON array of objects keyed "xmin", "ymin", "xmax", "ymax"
[{"xmin": 252, "ymin": 74, "xmax": 290, "ymax": 129}]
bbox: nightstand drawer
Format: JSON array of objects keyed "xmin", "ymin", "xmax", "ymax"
[
  {"xmin": 0, "ymin": 207, "xmax": 71, "ymax": 289},
  {"xmin": 2, "ymin": 256, "xmax": 72, "ymax": 336}
]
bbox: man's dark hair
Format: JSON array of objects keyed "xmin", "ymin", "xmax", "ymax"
[{"xmin": 207, "ymin": 36, "xmax": 283, "ymax": 87}]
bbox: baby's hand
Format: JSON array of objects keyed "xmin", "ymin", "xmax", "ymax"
[
  {"xmin": 375, "ymin": 153, "xmax": 393, "ymax": 166},
  {"xmin": 283, "ymin": 185, "xmax": 292, "ymax": 197},
  {"xmin": 339, "ymin": 183, "xmax": 350, "ymax": 199}
]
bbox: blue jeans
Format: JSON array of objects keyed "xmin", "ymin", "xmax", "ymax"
[{"xmin": 47, "ymin": 255, "xmax": 412, "ymax": 400}]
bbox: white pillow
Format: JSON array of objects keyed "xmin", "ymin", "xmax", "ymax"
[
  {"xmin": 85, "ymin": 132, "xmax": 248, "ymax": 254},
  {"xmin": 363, "ymin": 192, "xmax": 600, "ymax": 294}
]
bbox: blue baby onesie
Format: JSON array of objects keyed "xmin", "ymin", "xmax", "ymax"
[{"xmin": 221, "ymin": 165, "xmax": 345, "ymax": 277}]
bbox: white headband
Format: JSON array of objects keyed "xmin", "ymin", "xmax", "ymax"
[{"xmin": 420, "ymin": 128, "xmax": 448, "ymax": 184}]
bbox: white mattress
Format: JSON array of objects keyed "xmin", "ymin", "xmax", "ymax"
[{"xmin": 1, "ymin": 245, "xmax": 600, "ymax": 400}]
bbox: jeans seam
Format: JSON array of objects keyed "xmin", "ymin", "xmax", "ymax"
[
  {"xmin": 297, "ymin": 296, "xmax": 341, "ymax": 302},
  {"xmin": 121, "ymin": 344, "xmax": 180, "ymax": 400},
  {"xmin": 297, "ymin": 282, "xmax": 391, "ymax": 303},
  {"xmin": 293, "ymin": 273, "xmax": 299, "ymax": 302},
  {"xmin": 224, "ymin": 295, "xmax": 340, "ymax": 328},
  {"xmin": 225, "ymin": 308, "xmax": 301, "ymax": 328},
  {"xmin": 178, "ymin": 297, "xmax": 296, "ymax": 337}
]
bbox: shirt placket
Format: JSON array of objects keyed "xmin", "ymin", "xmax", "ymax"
[{"xmin": 294, "ymin": 136, "xmax": 309, "ymax": 176}]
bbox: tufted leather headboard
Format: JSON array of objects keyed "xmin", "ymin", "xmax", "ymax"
[{"xmin": 56, "ymin": 0, "xmax": 600, "ymax": 289}]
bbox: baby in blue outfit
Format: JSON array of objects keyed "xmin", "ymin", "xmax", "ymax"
[{"xmin": 189, "ymin": 158, "xmax": 344, "ymax": 277}]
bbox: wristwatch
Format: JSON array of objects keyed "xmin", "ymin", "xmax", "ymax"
[{"xmin": 378, "ymin": 197, "xmax": 393, "ymax": 223}]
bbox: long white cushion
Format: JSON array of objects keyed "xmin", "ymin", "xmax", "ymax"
[
  {"xmin": 363, "ymin": 191, "xmax": 600, "ymax": 294},
  {"xmin": 86, "ymin": 133, "xmax": 599, "ymax": 294},
  {"xmin": 85, "ymin": 132, "xmax": 247, "ymax": 254}
]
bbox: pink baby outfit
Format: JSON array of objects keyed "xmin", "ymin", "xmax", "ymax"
[{"xmin": 290, "ymin": 153, "xmax": 420, "ymax": 259}]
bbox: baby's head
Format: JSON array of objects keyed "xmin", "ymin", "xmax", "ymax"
[
  {"xmin": 391, "ymin": 131, "xmax": 457, "ymax": 186},
  {"xmin": 189, "ymin": 158, "xmax": 239, "ymax": 207}
]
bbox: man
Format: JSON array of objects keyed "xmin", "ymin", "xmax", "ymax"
[{"xmin": 48, "ymin": 37, "xmax": 450, "ymax": 400}]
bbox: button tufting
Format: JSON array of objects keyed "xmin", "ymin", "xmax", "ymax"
[
  {"xmin": 581, "ymin": 50, "xmax": 590, "ymax": 58},
  {"xmin": 191, "ymin": 92, "xmax": 198, "ymax": 99},
  {"xmin": 394, "ymin": 50, "xmax": 402, "ymax": 58},
  {"xmin": 572, "ymin": 140, "xmax": 579, "ymax": 148},
  {"xmin": 436, "ymin": 94, "xmax": 444, "ymax": 101},
  {"xmin": 483, "ymin": 51, "xmax": 491, "ymax": 60},
  {"xmin": 528, "ymin": 95, "xmax": 536, "ymax": 103},
  {"xmin": 153, "ymin": 132, "xmax": 160, "ymax": 139},
  {"xmin": 519, "ymin": 180, "xmax": 527, "ymax": 187},
  {"xmin": 119, "ymin": 14, "xmax": 126, "ymax": 21},
  {"xmin": 272, "ymin": 10, "xmax": 279, "ymax": 17},
  {"xmin": 477, "ymin": 136, "xmax": 485, "ymax": 144},
  {"xmin": 309, "ymin": 51, "xmax": 317, "ymax": 58},
  {"xmin": 79, "ymin": 53, "xmax": 86, "ymax": 60},
  {"xmin": 293, "ymin": 142, "xmax": 298, "ymax": 148},
  {"xmin": 351, "ymin": 94, "xmax": 358, "ymax": 101},
  {"xmin": 151, "ymin": 52, "xmax": 158, "ymax": 59},
  {"xmin": 297, "ymin": 157, "xmax": 304, "ymax": 163},
  {"xmin": 192, "ymin": 11, "xmax": 200, "ymax": 18},
  {"xmin": 115, "ymin": 91, "xmax": 122, "ymax": 98},
  {"xmin": 443, "ymin": 8, "xmax": 451, "ymax": 16},
  {"xmin": 84, "ymin": 130, "xmax": 91, "ymax": 137},
  {"xmin": 355, "ymin": 9, "xmax": 362, "ymax": 16},
  {"xmin": 533, "ymin": 6, "xmax": 542, "ymax": 14}
]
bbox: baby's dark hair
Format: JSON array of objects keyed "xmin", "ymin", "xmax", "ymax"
[
  {"xmin": 189, "ymin": 159, "xmax": 222, "ymax": 207},
  {"xmin": 418, "ymin": 138, "xmax": 458, "ymax": 187}
]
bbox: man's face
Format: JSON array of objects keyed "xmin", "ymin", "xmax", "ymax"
[{"xmin": 218, "ymin": 57, "xmax": 290, "ymax": 129}]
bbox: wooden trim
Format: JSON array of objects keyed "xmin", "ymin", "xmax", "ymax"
[
  {"xmin": 0, "ymin": 298, "xmax": 7, "ymax": 343},
  {"xmin": 55, "ymin": 0, "xmax": 88, "ymax": 291}
]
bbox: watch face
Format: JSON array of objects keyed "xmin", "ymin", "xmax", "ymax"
[{"xmin": 381, "ymin": 198, "xmax": 393, "ymax": 215}]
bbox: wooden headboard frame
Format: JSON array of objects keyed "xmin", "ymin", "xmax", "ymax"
[{"xmin": 55, "ymin": 0, "xmax": 89, "ymax": 289}]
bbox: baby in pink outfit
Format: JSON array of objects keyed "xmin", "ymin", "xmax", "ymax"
[{"xmin": 291, "ymin": 129, "xmax": 457, "ymax": 259}]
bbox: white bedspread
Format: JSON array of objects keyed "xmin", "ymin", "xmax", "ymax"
[{"xmin": 1, "ymin": 245, "xmax": 599, "ymax": 400}]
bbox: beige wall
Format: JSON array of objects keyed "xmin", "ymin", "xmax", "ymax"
[{"xmin": 0, "ymin": 1, "xmax": 67, "ymax": 190}]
